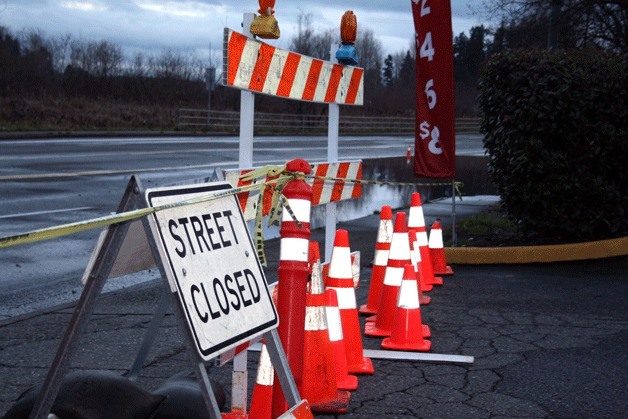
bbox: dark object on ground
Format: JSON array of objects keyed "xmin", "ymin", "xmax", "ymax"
[
  {"xmin": 151, "ymin": 374, "xmax": 226, "ymax": 419},
  {"xmin": 2, "ymin": 370, "xmax": 164, "ymax": 419}
]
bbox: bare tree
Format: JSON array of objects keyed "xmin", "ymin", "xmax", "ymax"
[
  {"xmin": 89, "ymin": 40, "xmax": 123, "ymax": 78},
  {"xmin": 478, "ymin": 0, "xmax": 628, "ymax": 50},
  {"xmin": 355, "ymin": 28, "xmax": 383, "ymax": 71},
  {"xmin": 129, "ymin": 51, "xmax": 146, "ymax": 77},
  {"xmin": 48, "ymin": 33, "xmax": 73, "ymax": 73},
  {"xmin": 69, "ymin": 38, "xmax": 93, "ymax": 73},
  {"xmin": 148, "ymin": 48, "xmax": 202, "ymax": 80},
  {"xmin": 289, "ymin": 11, "xmax": 335, "ymax": 59}
]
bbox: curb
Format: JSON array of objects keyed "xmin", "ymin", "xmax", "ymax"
[{"xmin": 445, "ymin": 236, "xmax": 628, "ymax": 264}]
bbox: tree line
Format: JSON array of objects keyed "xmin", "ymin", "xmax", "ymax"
[{"xmin": 1, "ymin": 2, "xmax": 625, "ymax": 119}]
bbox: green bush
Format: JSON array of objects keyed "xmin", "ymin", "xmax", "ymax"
[{"xmin": 479, "ymin": 50, "xmax": 627, "ymax": 242}]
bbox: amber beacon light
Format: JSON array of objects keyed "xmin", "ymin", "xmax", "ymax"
[
  {"xmin": 250, "ymin": 0, "xmax": 280, "ymax": 39},
  {"xmin": 336, "ymin": 11, "xmax": 359, "ymax": 65}
]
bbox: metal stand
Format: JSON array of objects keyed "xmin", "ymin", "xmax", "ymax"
[
  {"xmin": 451, "ymin": 179, "xmax": 457, "ymax": 247},
  {"xmin": 28, "ymin": 176, "xmax": 305, "ymax": 419},
  {"xmin": 325, "ymin": 43, "xmax": 340, "ymax": 262}
]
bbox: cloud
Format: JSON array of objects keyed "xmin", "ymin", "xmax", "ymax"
[{"xmin": 0, "ymin": 0, "xmax": 482, "ymax": 58}]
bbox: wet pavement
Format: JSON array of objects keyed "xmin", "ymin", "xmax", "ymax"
[{"xmin": 1, "ymin": 197, "xmax": 627, "ymax": 418}]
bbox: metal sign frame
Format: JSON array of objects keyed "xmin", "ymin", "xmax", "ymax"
[{"xmin": 28, "ymin": 176, "xmax": 302, "ymax": 419}]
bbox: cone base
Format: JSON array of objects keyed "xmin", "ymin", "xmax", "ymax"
[
  {"xmin": 358, "ymin": 304, "xmax": 377, "ymax": 315},
  {"xmin": 222, "ymin": 413, "xmax": 248, "ymax": 419},
  {"xmin": 435, "ymin": 266, "xmax": 454, "ymax": 276},
  {"xmin": 364, "ymin": 321, "xmax": 391, "ymax": 337},
  {"xmin": 381, "ymin": 337, "xmax": 431, "ymax": 352},
  {"xmin": 420, "ymin": 295, "xmax": 431, "ymax": 305},
  {"xmin": 310, "ymin": 390, "xmax": 351, "ymax": 414},
  {"xmin": 422, "ymin": 324, "xmax": 431, "ymax": 338},
  {"xmin": 347, "ymin": 356, "xmax": 374, "ymax": 375},
  {"xmin": 337, "ymin": 374, "xmax": 359, "ymax": 391},
  {"xmin": 365, "ymin": 314, "xmax": 376, "ymax": 323},
  {"xmin": 429, "ymin": 276, "xmax": 444, "ymax": 286},
  {"xmin": 245, "ymin": 384, "xmax": 273, "ymax": 419},
  {"xmin": 421, "ymin": 283, "xmax": 433, "ymax": 292}
]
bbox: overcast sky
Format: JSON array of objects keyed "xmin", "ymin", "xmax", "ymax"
[{"xmin": 0, "ymin": 1, "xmax": 486, "ymax": 60}]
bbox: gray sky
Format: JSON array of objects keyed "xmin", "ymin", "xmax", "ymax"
[{"xmin": 0, "ymin": 1, "xmax": 485, "ymax": 59}]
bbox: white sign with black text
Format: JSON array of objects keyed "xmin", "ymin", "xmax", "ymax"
[{"xmin": 146, "ymin": 182, "xmax": 278, "ymax": 361}]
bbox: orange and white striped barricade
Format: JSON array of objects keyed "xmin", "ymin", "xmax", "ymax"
[
  {"xmin": 223, "ymin": 161, "xmax": 363, "ymax": 222},
  {"xmin": 223, "ymin": 29, "xmax": 364, "ymax": 106}
]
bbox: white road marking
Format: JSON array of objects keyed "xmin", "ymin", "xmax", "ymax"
[{"xmin": 0, "ymin": 206, "xmax": 94, "ymax": 220}]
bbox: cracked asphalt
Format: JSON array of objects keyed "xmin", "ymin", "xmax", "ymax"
[{"xmin": 1, "ymin": 206, "xmax": 627, "ymax": 418}]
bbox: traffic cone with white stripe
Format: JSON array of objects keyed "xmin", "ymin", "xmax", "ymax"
[
  {"xmin": 359, "ymin": 205, "xmax": 393, "ymax": 315},
  {"xmin": 429, "ymin": 220, "xmax": 454, "ymax": 275},
  {"xmin": 365, "ymin": 212, "xmax": 410, "ymax": 337},
  {"xmin": 408, "ymin": 192, "xmax": 442, "ymax": 286},
  {"xmin": 300, "ymin": 242, "xmax": 351, "ymax": 413},
  {"xmin": 409, "ymin": 229, "xmax": 431, "ymax": 307},
  {"xmin": 416, "ymin": 223, "xmax": 443, "ymax": 287},
  {"xmin": 326, "ymin": 229, "xmax": 374, "ymax": 375},
  {"xmin": 406, "ymin": 146, "xmax": 412, "ymax": 164},
  {"xmin": 308, "ymin": 241, "xmax": 323, "ymax": 294},
  {"xmin": 382, "ymin": 264, "xmax": 432, "ymax": 352},
  {"xmin": 325, "ymin": 289, "xmax": 358, "ymax": 390},
  {"xmin": 249, "ymin": 341, "xmax": 275, "ymax": 419},
  {"xmin": 365, "ymin": 215, "xmax": 431, "ymax": 338}
]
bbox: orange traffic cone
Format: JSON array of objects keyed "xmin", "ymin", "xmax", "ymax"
[
  {"xmin": 416, "ymin": 223, "xmax": 443, "ymax": 286},
  {"xmin": 308, "ymin": 241, "xmax": 324, "ymax": 294},
  {"xmin": 300, "ymin": 242, "xmax": 351, "ymax": 413},
  {"xmin": 249, "ymin": 341, "xmax": 275, "ymax": 419},
  {"xmin": 407, "ymin": 193, "xmax": 433, "ymax": 292},
  {"xmin": 359, "ymin": 205, "xmax": 393, "ymax": 315},
  {"xmin": 408, "ymin": 191, "xmax": 442, "ymax": 286},
  {"xmin": 326, "ymin": 229, "xmax": 374, "ymax": 375},
  {"xmin": 365, "ymin": 212, "xmax": 410, "ymax": 337},
  {"xmin": 409, "ymin": 229, "xmax": 431, "ymax": 307},
  {"xmin": 406, "ymin": 146, "xmax": 412, "ymax": 164},
  {"xmin": 382, "ymin": 264, "xmax": 432, "ymax": 352},
  {"xmin": 325, "ymin": 289, "xmax": 358, "ymax": 390},
  {"xmin": 429, "ymin": 220, "xmax": 454, "ymax": 275}
]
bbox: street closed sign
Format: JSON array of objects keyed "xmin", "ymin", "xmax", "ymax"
[{"xmin": 146, "ymin": 182, "xmax": 278, "ymax": 361}]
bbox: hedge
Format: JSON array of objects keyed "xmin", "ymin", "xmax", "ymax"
[{"xmin": 478, "ymin": 49, "xmax": 627, "ymax": 243}]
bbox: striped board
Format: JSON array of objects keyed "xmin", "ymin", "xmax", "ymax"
[
  {"xmin": 224, "ymin": 160, "xmax": 363, "ymax": 221},
  {"xmin": 223, "ymin": 28, "xmax": 364, "ymax": 105}
]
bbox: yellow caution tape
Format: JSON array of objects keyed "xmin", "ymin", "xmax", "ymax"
[
  {"xmin": 0, "ymin": 182, "xmax": 263, "ymax": 249},
  {"xmin": 1, "ymin": 162, "xmax": 464, "ymax": 268}
]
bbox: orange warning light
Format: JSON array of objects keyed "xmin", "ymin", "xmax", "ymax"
[
  {"xmin": 340, "ymin": 11, "xmax": 357, "ymax": 44},
  {"xmin": 258, "ymin": 0, "xmax": 276, "ymax": 15}
]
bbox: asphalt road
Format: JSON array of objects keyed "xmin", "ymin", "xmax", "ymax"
[{"xmin": 0, "ymin": 134, "xmax": 485, "ymax": 320}]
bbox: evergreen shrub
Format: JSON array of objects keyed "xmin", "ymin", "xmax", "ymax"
[{"xmin": 479, "ymin": 50, "xmax": 627, "ymax": 242}]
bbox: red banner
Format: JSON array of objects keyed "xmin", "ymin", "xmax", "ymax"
[{"xmin": 411, "ymin": 0, "xmax": 455, "ymax": 178}]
